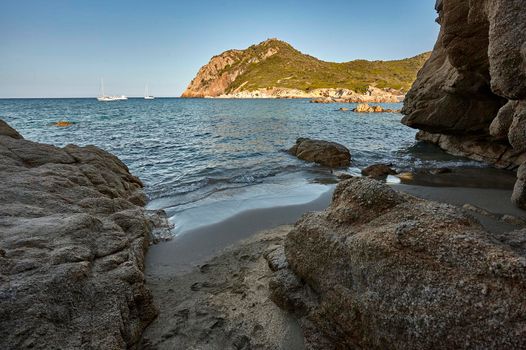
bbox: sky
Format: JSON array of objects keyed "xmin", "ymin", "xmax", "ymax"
[{"xmin": 0, "ymin": 0, "xmax": 439, "ymax": 98}]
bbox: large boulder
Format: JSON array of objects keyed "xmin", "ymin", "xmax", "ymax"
[
  {"xmin": 288, "ymin": 138, "xmax": 351, "ymax": 168},
  {"xmin": 401, "ymin": 0, "xmax": 526, "ymax": 207},
  {"xmin": 0, "ymin": 120, "xmax": 159, "ymax": 349},
  {"xmin": 270, "ymin": 177, "xmax": 526, "ymax": 349}
]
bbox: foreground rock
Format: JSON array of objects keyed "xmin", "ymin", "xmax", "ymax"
[
  {"xmin": 288, "ymin": 138, "xmax": 351, "ymax": 168},
  {"xmin": 0, "ymin": 120, "xmax": 158, "ymax": 349},
  {"xmin": 269, "ymin": 177, "xmax": 526, "ymax": 349},
  {"xmin": 401, "ymin": 0, "xmax": 526, "ymax": 207}
]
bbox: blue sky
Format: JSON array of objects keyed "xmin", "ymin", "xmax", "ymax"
[{"xmin": 0, "ymin": 0, "xmax": 439, "ymax": 98}]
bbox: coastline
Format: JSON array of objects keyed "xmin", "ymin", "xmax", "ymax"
[
  {"xmin": 188, "ymin": 86, "xmax": 405, "ymax": 103},
  {"xmin": 3, "ymin": 117, "xmax": 525, "ymax": 349}
]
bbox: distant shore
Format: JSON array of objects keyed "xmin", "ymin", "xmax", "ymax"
[{"xmin": 183, "ymin": 86, "xmax": 405, "ymax": 103}]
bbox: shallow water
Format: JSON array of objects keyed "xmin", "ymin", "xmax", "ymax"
[{"xmin": 1, "ymin": 98, "xmax": 486, "ymax": 235}]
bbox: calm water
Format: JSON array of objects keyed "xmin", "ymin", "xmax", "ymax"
[{"xmin": 0, "ymin": 98, "xmax": 483, "ymax": 233}]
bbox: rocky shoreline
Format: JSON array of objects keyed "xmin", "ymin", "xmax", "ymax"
[
  {"xmin": 141, "ymin": 175, "xmax": 526, "ymax": 349},
  {"xmin": 3, "ymin": 1, "xmax": 526, "ymax": 348},
  {"xmin": 0, "ymin": 120, "xmax": 163, "ymax": 349},
  {"xmin": 2, "ymin": 122, "xmax": 525, "ymax": 349},
  {"xmin": 212, "ymin": 86, "xmax": 404, "ymax": 103},
  {"xmin": 401, "ymin": 0, "xmax": 526, "ymax": 208}
]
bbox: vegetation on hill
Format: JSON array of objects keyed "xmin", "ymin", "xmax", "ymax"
[{"xmin": 221, "ymin": 39, "xmax": 430, "ymax": 94}]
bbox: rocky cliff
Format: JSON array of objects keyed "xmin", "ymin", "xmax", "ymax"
[
  {"xmin": 0, "ymin": 120, "xmax": 160, "ymax": 349},
  {"xmin": 269, "ymin": 177, "xmax": 526, "ymax": 349},
  {"xmin": 401, "ymin": 0, "xmax": 526, "ymax": 207},
  {"xmin": 182, "ymin": 38, "xmax": 429, "ymax": 99}
]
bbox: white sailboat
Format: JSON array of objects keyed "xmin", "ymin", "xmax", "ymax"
[
  {"xmin": 144, "ymin": 84, "xmax": 154, "ymax": 100},
  {"xmin": 97, "ymin": 79, "xmax": 127, "ymax": 101}
]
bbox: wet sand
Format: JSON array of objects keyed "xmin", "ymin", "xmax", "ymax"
[{"xmin": 146, "ymin": 187, "xmax": 334, "ymax": 276}]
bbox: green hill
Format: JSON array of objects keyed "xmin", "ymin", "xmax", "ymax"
[{"xmin": 182, "ymin": 39, "xmax": 430, "ymax": 97}]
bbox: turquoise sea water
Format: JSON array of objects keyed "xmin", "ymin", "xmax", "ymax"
[{"xmin": 0, "ymin": 98, "xmax": 484, "ymax": 233}]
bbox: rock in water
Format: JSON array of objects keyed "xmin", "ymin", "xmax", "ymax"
[
  {"xmin": 288, "ymin": 138, "xmax": 351, "ymax": 168},
  {"xmin": 361, "ymin": 163, "xmax": 397, "ymax": 179},
  {"xmin": 53, "ymin": 121, "xmax": 75, "ymax": 127},
  {"xmin": 401, "ymin": 0, "xmax": 526, "ymax": 207},
  {"xmin": 270, "ymin": 177, "xmax": 526, "ymax": 349},
  {"xmin": 0, "ymin": 120, "xmax": 158, "ymax": 349},
  {"xmin": 353, "ymin": 103, "xmax": 390, "ymax": 113}
]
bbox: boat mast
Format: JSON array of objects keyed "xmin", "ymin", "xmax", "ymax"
[{"xmin": 100, "ymin": 78, "xmax": 105, "ymax": 97}]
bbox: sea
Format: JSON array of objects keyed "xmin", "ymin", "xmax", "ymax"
[{"xmin": 0, "ymin": 98, "xmax": 485, "ymax": 236}]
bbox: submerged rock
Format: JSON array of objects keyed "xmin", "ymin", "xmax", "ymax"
[
  {"xmin": 288, "ymin": 137, "xmax": 351, "ymax": 168},
  {"xmin": 0, "ymin": 120, "xmax": 159, "ymax": 349},
  {"xmin": 270, "ymin": 177, "xmax": 526, "ymax": 349},
  {"xmin": 53, "ymin": 121, "xmax": 75, "ymax": 127}
]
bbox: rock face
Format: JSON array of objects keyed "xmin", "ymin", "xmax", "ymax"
[
  {"xmin": 269, "ymin": 177, "xmax": 526, "ymax": 349},
  {"xmin": 288, "ymin": 138, "xmax": 351, "ymax": 168},
  {"xmin": 0, "ymin": 121, "xmax": 158, "ymax": 349},
  {"xmin": 401, "ymin": 0, "xmax": 526, "ymax": 206},
  {"xmin": 182, "ymin": 38, "xmax": 429, "ymax": 98}
]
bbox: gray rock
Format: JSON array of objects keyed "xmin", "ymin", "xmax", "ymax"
[
  {"xmin": 490, "ymin": 100, "xmax": 518, "ymax": 140},
  {"xmin": 0, "ymin": 120, "xmax": 23, "ymax": 139},
  {"xmin": 512, "ymin": 162, "xmax": 526, "ymax": 209},
  {"xmin": 0, "ymin": 120, "xmax": 159, "ymax": 349},
  {"xmin": 288, "ymin": 137, "xmax": 351, "ymax": 168},
  {"xmin": 401, "ymin": 0, "xmax": 526, "ymax": 207},
  {"xmin": 271, "ymin": 177, "xmax": 526, "ymax": 349}
]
